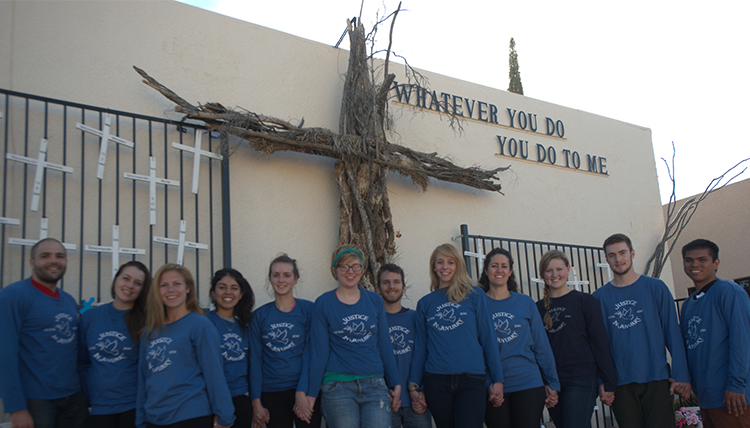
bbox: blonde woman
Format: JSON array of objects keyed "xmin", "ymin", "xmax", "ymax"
[
  {"xmin": 408, "ymin": 243, "xmax": 504, "ymax": 428},
  {"xmin": 535, "ymin": 250, "xmax": 616, "ymax": 428},
  {"xmin": 136, "ymin": 264, "xmax": 235, "ymax": 428}
]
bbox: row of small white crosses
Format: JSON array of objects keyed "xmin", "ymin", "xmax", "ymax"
[
  {"xmin": 0, "ymin": 217, "xmax": 206, "ymax": 272},
  {"xmin": 463, "ymin": 239, "xmax": 613, "ymax": 291},
  {"xmin": 6, "ymin": 116, "xmax": 222, "ymax": 219}
]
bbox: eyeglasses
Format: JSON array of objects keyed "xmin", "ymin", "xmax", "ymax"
[{"xmin": 337, "ymin": 263, "xmax": 363, "ymax": 272}]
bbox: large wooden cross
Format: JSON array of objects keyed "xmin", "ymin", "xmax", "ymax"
[{"xmin": 134, "ymin": 19, "xmax": 507, "ymax": 289}]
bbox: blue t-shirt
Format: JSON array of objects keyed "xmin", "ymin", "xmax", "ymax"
[
  {"xmin": 0, "ymin": 278, "xmax": 80, "ymax": 413},
  {"xmin": 79, "ymin": 302, "xmax": 140, "ymax": 414},
  {"xmin": 408, "ymin": 287, "xmax": 504, "ymax": 386},
  {"xmin": 249, "ymin": 299, "xmax": 313, "ymax": 399},
  {"xmin": 487, "ymin": 292, "xmax": 559, "ymax": 393},
  {"xmin": 308, "ymin": 289, "xmax": 399, "ymax": 398},
  {"xmin": 592, "ymin": 275, "xmax": 690, "ymax": 385},
  {"xmin": 136, "ymin": 312, "xmax": 235, "ymax": 428},
  {"xmin": 681, "ymin": 278, "xmax": 750, "ymax": 409},
  {"xmin": 536, "ymin": 290, "xmax": 617, "ymax": 391},
  {"xmin": 386, "ymin": 308, "xmax": 418, "ymax": 406},
  {"xmin": 205, "ymin": 311, "xmax": 250, "ymax": 397}
]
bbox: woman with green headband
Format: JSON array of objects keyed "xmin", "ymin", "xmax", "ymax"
[{"xmin": 306, "ymin": 244, "xmax": 401, "ymax": 428}]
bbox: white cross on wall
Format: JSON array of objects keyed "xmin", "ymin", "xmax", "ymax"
[
  {"xmin": 84, "ymin": 225, "xmax": 146, "ymax": 278},
  {"xmin": 8, "ymin": 217, "xmax": 77, "ymax": 250},
  {"xmin": 153, "ymin": 220, "xmax": 208, "ymax": 265},
  {"xmin": 171, "ymin": 130, "xmax": 223, "ymax": 194},
  {"xmin": 0, "ymin": 217, "xmax": 21, "ymax": 226},
  {"xmin": 124, "ymin": 156, "xmax": 180, "ymax": 225},
  {"xmin": 463, "ymin": 238, "xmax": 486, "ymax": 264},
  {"xmin": 6, "ymin": 138, "xmax": 75, "ymax": 212},
  {"xmin": 76, "ymin": 113, "xmax": 135, "ymax": 179}
]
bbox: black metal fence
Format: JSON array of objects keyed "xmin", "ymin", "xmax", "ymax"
[
  {"xmin": 459, "ymin": 224, "xmax": 616, "ymax": 427},
  {"xmin": 0, "ymin": 89, "xmax": 228, "ymax": 307}
]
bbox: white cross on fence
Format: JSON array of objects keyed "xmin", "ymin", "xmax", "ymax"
[
  {"xmin": 8, "ymin": 217, "xmax": 77, "ymax": 250},
  {"xmin": 567, "ymin": 266, "xmax": 589, "ymax": 291},
  {"xmin": 123, "ymin": 156, "xmax": 180, "ymax": 225},
  {"xmin": 171, "ymin": 130, "xmax": 223, "ymax": 194},
  {"xmin": 0, "ymin": 217, "xmax": 21, "ymax": 226},
  {"xmin": 76, "ymin": 113, "xmax": 135, "ymax": 179},
  {"xmin": 463, "ymin": 238, "xmax": 486, "ymax": 265},
  {"xmin": 84, "ymin": 225, "xmax": 146, "ymax": 278},
  {"xmin": 153, "ymin": 220, "xmax": 208, "ymax": 265},
  {"xmin": 6, "ymin": 138, "xmax": 75, "ymax": 212},
  {"xmin": 597, "ymin": 263, "xmax": 612, "ymax": 282}
]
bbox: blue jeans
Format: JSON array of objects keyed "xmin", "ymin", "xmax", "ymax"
[
  {"xmin": 391, "ymin": 406, "xmax": 433, "ymax": 428},
  {"xmin": 26, "ymin": 391, "xmax": 89, "ymax": 428},
  {"xmin": 422, "ymin": 373, "xmax": 486, "ymax": 428},
  {"xmin": 547, "ymin": 379, "xmax": 598, "ymax": 428},
  {"xmin": 320, "ymin": 377, "xmax": 391, "ymax": 428}
]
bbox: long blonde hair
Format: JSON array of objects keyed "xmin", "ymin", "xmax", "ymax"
[
  {"xmin": 144, "ymin": 264, "xmax": 203, "ymax": 339},
  {"xmin": 429, "ymin": 243, "xmax": 475, "ymax": 303},
  {"xmin": 539, "ymin": 250, "xmax": 569, "ymax": 329}
]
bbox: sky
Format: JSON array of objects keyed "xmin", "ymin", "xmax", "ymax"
[{"xmin": 176, "ymin": 0, "xmax": 750, "ymax": 203}]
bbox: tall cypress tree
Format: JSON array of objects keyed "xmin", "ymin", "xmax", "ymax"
[{"xmin": 508, "ymin": 38, "xmax": 524, "ymax": 95}]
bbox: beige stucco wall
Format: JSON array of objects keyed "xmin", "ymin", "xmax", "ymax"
[
  {"xmin": 665, "ymin": 178, "xmax": 750, "ymax": 299},
  {"xmin": 0, "ymin": 0, "xmax": 674, "ymax": 308}
]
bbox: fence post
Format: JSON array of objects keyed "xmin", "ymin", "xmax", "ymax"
[{"xmin": 460, "ymin": 224, "xmax": 472, "ymax": 277}]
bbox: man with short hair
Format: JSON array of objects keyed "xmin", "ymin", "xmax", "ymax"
[
  {"xmin": 680, "ymin": 238, "xmax": 750, "ymax": 428},
  {"xmin": 593, "ymin": 233, "xmax": 691, "ymax": 428},
  {"xmin": 0, "ymin": 238, "xmax": 88, "ymax": 428},
  {"xmin": 375, "ymin": 263, "xmax": 433, "ymax": 428}
]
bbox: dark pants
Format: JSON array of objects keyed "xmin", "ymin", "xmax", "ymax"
[
  {"xmin": 232, "ymin": 394, "xmax": 253, "ymax": 428},
  {"xmin": 547, "ymin": 379, "xmax": 599, "ymax": 428},
  {"xmin": 612, "ymin": 379, "xmax": 675, "ymax": 428},
  {"xmin": 484, "ymin": 386, "xmax": 546, "ymax": 428},
  {"xmin": 85, "ymin": 409, "xmax": 136, "ymax": 428},
  {"xmin": 422, "ymin": 373, "xmax": 486, "ymax": 428},
  {"xmin": 261, "ymin": 389, "xmax": 322, "ymax": 428},
  {"xmin": 702, "ymin": 406, "xmax": 750, "ymax": 428},
  {"xmin": 146, "ymin": 415, "xmax": 213, "ymax": 428},
  {"xmin": 26, "ymin": 391, "xmax": 89, "ymax": 428}
]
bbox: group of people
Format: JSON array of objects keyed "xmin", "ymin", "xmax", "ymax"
[{"xmin": 0, "ymin": 234, "xmax": 747, "ymax": 428}]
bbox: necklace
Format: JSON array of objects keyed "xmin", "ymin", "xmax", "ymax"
[{"xmin": 218, "ymin": 313, "xmax": 236, "ymax": 332}]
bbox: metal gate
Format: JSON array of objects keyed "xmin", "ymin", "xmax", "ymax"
[{"xmin": 0, "ymin": 89, "xmax": 229, "ymax": 308}]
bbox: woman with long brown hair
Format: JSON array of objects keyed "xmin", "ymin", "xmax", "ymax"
[
  {"xmin": 79, "ymin": 261, "xmax": 152, "ymax": 428},
  {"xmin": 536, "ymin": 250, "xmax": 616, "ymax": 428}
]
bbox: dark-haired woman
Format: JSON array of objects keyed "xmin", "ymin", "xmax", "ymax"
[
  {"xmin": 79, "ymin": 261, "xmax": 152, "ymax": 428},
  {"xmin": 536, "ymin": 250, "xmax": 617, "ymax": 428},
  {"xmin": 479, "ymin": 248, "xmax": 559, "ymax": 428},
  {"xmin": 206, "ymin": 268, "xmax": 255, "ymax": 428},
  {"xmin": 136, "ymin": 264, "xmax": 235, "ymax": 428},
  {"xmin": 250, "ymin": 255, "xmax": 321, "ymax": 428}
]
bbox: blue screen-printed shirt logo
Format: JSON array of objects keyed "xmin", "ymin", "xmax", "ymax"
[
  {"xmin": 609, "ymin": 300, "xmax": 642, "ymax": 329},
  {"xmin": 334, "ymin": 314, "xmax": 374, "ymax": 344},
  {"xmin": 47, "ymin": 313, "xmax": 76, "ymax": 344},
  {"xmin": 389, "ymin": 325, "xmax": 412, "ymax": 356},
  {"xmin": 263, "ymin": 322, "xmax": 302, "ymax": 352},
  {"xmin": 685, "ymin": 316, "xmax": 705, "ymax": 350},
  {"xmin": 90, "ymin": 330, "xmax": 133, "ymax": 363},
  {"xmin": 492, "ymin": 312, "xmax": 519, "ymax": 344},
  {"xmin": 221, "ymin": 332, "xmax": 247, "ymax": 362},
  {"xmin": 428, "ymin": 302, "xmax": 466, "ymax": 332},
  {"xmin": 147, "ymin": 337, "xmax": 174, "ymax": 372}
]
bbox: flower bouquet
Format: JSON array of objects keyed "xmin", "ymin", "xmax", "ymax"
[{"xmin": 675, "ymin": 406, "xmax": 701, "ymax": 428}]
